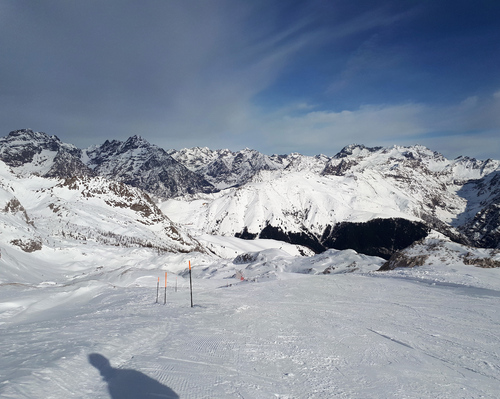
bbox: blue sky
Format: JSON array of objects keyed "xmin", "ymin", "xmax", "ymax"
[{"xmin": 1, "ymin": 0, "xmax": 500, "ymax": 159}]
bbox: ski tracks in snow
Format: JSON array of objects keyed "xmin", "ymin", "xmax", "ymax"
[{"xmin": 1, "ymin": 274, "xmax": 500, "ymax": 398}]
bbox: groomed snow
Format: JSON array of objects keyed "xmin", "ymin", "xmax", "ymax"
[{"xmin": 1, "ymin": 241, "xmax": 499, "ymax": 398}]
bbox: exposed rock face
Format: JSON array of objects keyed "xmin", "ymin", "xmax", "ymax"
[
  {"xmin": 334, "ymin": 144, "xmax": 383, "ymax": 159},
  {"xmin": 3, "ymin": 197, "xmax": 32, "ymax": 225},
  {"xmin": 462, "ymin": 252, "xmax": 500, "ymax": 268},
  {"xmin": 464, "ymin": 202, "xmax": 500, "ymax": 248},
  {"xmin": 378, "ymin": 251, "xmax": 429, "ymax": 271},
  {"xmin": 321, "ymin": 158, "xmax": 358, "ymax": 176},
  {"xmin": 10, "ymin": 238, "xmax": 42, "ymax": 252},
  {"xmin": 0, "ymin": 129, "xmax": 62, "ymax": 167},
  {"xmin": 0, "ymin": 129, "xmax": 94, "ymax": 178},
  {"xmin": 170, "ymin": 147, "xmax": 288, "ymax": 189},
  {"xmin": 46, "ymin": 150, "xmax": 94, "ymax": 179},
  {"xmin": 457, "ymin": 171, "xmax": 500, "ymax": 249},
  {"xmin": 84, "ymin": 136, "xmax": 215, "ymax": 199}
]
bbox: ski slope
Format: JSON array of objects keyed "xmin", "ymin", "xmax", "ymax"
[
  {"xmin": 2, "ymin": 131, "xmax": 500, "ymax": 398},
  {"xmin": 1, "ymin": 245, "xmax": 499, "ymax": 398}
]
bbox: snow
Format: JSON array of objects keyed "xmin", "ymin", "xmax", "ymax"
[
  {"xmin": 160, "ymin": 169, "xmax": 423, "ymax": 238},
  {"xmin": 196, "ymin": 234, "xmax": 315, "ymax": 259},
  {"xmin": 2, "ymin": 137, "xmax": 500, "ymax": 398},
  {"xmin": 1, "ymin": 238, "xmax": 500, "ymax": 398}
]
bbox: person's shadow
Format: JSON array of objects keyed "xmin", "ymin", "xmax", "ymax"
[{"xmin": 88, "ymin": 353, "xmax": 179, "ymax": 399}]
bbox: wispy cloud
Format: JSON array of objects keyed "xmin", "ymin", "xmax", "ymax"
[{"xmin": 247, "ymin": 91, "xmax": 500, "ymax": 159}]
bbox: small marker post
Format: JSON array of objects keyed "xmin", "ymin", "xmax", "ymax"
[
  {"xmin": 189, "ymin": 261, "xmax": 193, "ymax": 308},
  {"xmin": 156, "ymin": 277, "xmax": 159, "ymax": 303},
  {"xmin": 164, "ymin": 272, "xmax": 167, "ymax": 305}
]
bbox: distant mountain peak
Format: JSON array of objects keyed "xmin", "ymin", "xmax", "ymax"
[
  {"xmin": 123, "ymin": 135, "xmax": 151, "ymax": 148},
  {"xmin": 335, "ymin": 144, "xmax": 383, "ymax": 158},
  {"xmin": 83, "ymin": 137, "xmax": 216, "ymax": 199},
  {"xmin": 0, "ymin": 129, "xmax": 91, "ymax": 178},
  {"xmin": 6, "ymin": 128, "xmax": 62, "ymax": 146},
  {"xmin": 9, "ymin": 128, "xmax": 49, "ymax": 138}
]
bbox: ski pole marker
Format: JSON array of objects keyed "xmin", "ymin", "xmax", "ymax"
[
  {"xmin": 189, "ymin": 261, "xmax": 193, "ymax": 308},
  {"xmin": 156, "ymin": 277, "xmax": 160, "ymax": 303},
  {"xmin": 164, "ymin": 272, "xmax": 167, "ymax": 305}
]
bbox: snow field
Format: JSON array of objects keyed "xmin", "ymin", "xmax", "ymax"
[{"xmin": 1, "ymin": 265, "xmax": 499, "ymax": 398}]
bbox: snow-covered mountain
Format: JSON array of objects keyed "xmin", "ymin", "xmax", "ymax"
[
  {"xmin": 84, "ymin": 135, "xmax": 215, "ymax": 199},
  {"xmin": 0, "ymin": 149, "xmax": 204, "ymax": 282},
  {"xmin": 0, "ymin": 128, "xmax": 93, "ymax": 178},
  {"xmin": 1, "ymin": 129, "xmax": 500, "ymax": 260},
  {"xmin": 168, "ymin": 147, "xmax": 289, "ymax": 190},
  {"xmin": 456, "ymin": 169, "xmax": 500, "ymax": 248},
  {"xmin": 163, "ymin": 144, "xmax": 500, "ymax": 257},
  {"xmin": 321, "ymin": 144, "xmax": 500, "ymax": 247}
]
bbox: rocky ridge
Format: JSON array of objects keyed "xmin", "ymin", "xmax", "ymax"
[
  {"xmin": 0, "ymin": 129, "xmax": 93, "ymax": 178},
  {"xmin": 84, "ymin": 135, "xmax": 215, "ymax": 199}
]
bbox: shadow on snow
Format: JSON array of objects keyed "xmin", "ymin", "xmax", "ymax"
[{"xmin": 89, "ymin": 353, "xmax": 179, "ymax": 399}]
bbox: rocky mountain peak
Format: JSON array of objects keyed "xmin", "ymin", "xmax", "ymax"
[
  {"xmin": 334, "ymin": 144, "xmax": 383, "ymax": 159},
  {"xmin": 7, "ymin": 128, "xmax": 60, "ymax": 143},
  {"xmin": 1, "ymin": 129, "xmax": 69, "ymax": 163},
  {"xmin": 167, "ymin": 147, "xmax": 220, "ymax": 172},
  {"xmin": 121, "ymin": 135, "xmax": 151, "ymax": 151},
  {"xmin": 0, "ymin": 129, "xmax": 92, "ymax": 178},
  {"xmin": 84, "ymin": 137, "xmax": 216, "ymax": 199}
]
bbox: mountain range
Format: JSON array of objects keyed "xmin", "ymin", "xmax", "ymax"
[{"xmin": 1, "ymin": 128, "xmax": 499, "ymax": 263}]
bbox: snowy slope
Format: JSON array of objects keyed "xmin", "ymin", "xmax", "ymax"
[
  {"xmin": 163, "ymin": 144, "xmax": 500, "ymax": 253},
  {"xmin": 1, "ymin": 238, "xmax": 499, "ymax": 398},
  {"xmin": 0, "ymin": 159, "xmax": 204, "ymax": 283},
  {"xmin": 161, "ymin": 169, "xmax": 419, "ymax": 236}
]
